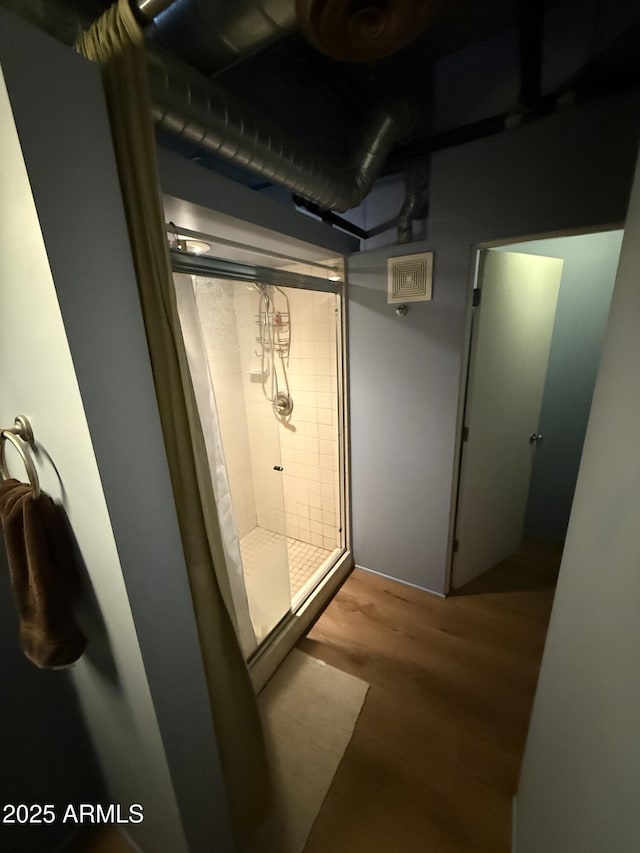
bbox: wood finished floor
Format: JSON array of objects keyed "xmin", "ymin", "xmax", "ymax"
[
  {"xmin": 74, "ymin": 539, "xmax": 559, "ymax": 853},
  {"xmin": 297, "ymin": 538, "xmax": 562, "ymax": 853}
]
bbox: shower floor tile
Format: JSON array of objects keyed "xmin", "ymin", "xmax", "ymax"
[{"xmin": 240, "ymin": 527, "xmax": 332, "ymax": 601}]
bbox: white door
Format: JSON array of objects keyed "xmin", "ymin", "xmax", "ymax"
[{"xmin": 452, "ymin": 249, "xmax": 563, "ymax": 589}]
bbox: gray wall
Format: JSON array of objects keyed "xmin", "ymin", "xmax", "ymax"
[
  {"xmin": 0, "ymin": 12, "xmax": 232, "ymax": 852},
  {"xmin": 348, "ymin": 90, "xmax": 640, "ymax": 593},
  {"xmin": 496, "ymin": 231, "xmax": 623, "ymax": 542},
  {"xmin": 514, "ymin": 146, "xmax": 640, "ymax": 853},
  {"xmin": 0, "ymin": 548, "xmax": 104, "ymax": 853}
]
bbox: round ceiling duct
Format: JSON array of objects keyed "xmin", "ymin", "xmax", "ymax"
[{"xmin": 295, "ymin": 0, "xmax": 436, "ymax": 62}]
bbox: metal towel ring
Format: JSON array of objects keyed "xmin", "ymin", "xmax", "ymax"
[{"xmin": 0, "ymin": 416, "xmax": 40, "ymax": 499}]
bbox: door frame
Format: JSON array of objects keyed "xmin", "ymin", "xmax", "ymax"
[
  {"xmin": 248, "ymin": 277, "xmax": 354, "ymax": 691},
  {"xmin": 445, "ymin": 222, "xmax": 624, "ymax": 594}
]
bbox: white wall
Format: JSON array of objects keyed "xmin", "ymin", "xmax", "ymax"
[
  {"xmin": 0, "ymin": 12, "xmax": 233, "ymax": 852},
  {"xmin": 348, "ymin": 90, "xmax": 640, "ymax": 593},
  {"xmin": 513, "ymin": 147, "xmax": 640, "ymax": 853},
  {"xmin": 0, "ymin": 60, "xmax": 186, "ymax": 853},
  {"xmin": 496, "ymin": 231, "xmax": 623, "ymax": 541}
]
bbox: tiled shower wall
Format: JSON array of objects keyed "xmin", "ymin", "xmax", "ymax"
[
  {"xmin": 235, "ymin": 285, "xmax": 288, "ymax": 536},
  {"xmin": 276, "ymin": 288, "xmax": 341, "ymax": 551},
  {"xmin": 194, "ymin": 277, "xmax": 341, "ymax": 552}
]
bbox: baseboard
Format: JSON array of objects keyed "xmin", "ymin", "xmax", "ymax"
[
  {"xmin": 511, "ymin": 794, "xmax": 517, "ymax": 853},
  {"xmin": 355, "ymin": 564, "xmax": 446, "ymax": 598}
]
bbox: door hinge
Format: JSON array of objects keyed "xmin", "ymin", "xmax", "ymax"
[
  {"xmin": 453, "ymin": 539, "xmax": 459, "ymax": 554},
  {"xmin": 462, "ymin": 425, "xmax": 469, "ymax": 442},
  {"xmin": 472, "ymin": 288, "xmax": 482, "ymax": 307}
]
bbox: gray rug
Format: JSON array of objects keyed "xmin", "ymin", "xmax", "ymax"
[{"xmin": 254, "ymin": 649, "xmax": 369, "ymax": 853}]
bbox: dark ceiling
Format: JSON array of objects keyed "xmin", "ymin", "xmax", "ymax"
[{"xmin": 77, "ymin": 0, "xmax": 640, "ymax": 194}]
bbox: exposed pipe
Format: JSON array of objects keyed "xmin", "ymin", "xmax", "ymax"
[
  {"xmin": 148, "ymin": 0, "xmax": 436, "ymax": 74},
  {"xmin": 135, "ymin": 0, "xmax": 178, "ymax": 23},
  {"xmin": 147, "ymin": 0, "xmax": 297, "ymax": 76},
  {"xmin": 296, "ymin": 0, "xmax": 437, "ymax": 63},
  {"xmin": 397, "ymin": 159, "xmax": 430, "ymax": 243},
  {"xmin": 292, "ymin": 195, "xmax": 371, "ymax": 239},
  {"xmin": 1, "ymin": 0, "xmax": 412, "ymax": 212},
  {"xmin": 147, "ymin": 47, "xmax": 414, "ymax": 212}
]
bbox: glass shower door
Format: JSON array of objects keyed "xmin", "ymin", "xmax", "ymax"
[{"xmin": 191, "ymin": 277, "xmax": 292, "ymax": 646}]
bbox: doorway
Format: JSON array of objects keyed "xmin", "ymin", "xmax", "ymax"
[{"xmin": 451, "ymin": 229, "xmax": 623, "ymax": 590}]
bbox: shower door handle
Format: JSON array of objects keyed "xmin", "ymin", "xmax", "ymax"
[{"xmin": 273, "ymin": 465, "xmax": 284, "ymax": 471}]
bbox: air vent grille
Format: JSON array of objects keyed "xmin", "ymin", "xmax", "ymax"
[{"xmin": 387, "ymin": 252, "xmax": 433, "ymax": 303}]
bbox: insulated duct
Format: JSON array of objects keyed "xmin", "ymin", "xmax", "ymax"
[
  {"xmin": 2, "ymin": 0, "xmax": 412, "ymax": 213},
  {"xmin": 148, "ymin": 0, "xmax": 296, "ymax": 75},
  {"xmin": 149, "ymin": 0, "xmax": 437, "ymax": 73},
  {"xmin": 147, "ymin": 47, "xmax": 413, "ymax": 212}
]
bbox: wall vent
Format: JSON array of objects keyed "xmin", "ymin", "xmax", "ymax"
[{"xmin": 387, "ymin": 252, "xmax": 434, "ymax": 303}]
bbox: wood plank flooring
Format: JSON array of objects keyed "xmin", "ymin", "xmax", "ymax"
[{"xmin": 297, "ymin": 538, "xmax": 562, "ymax": 853}]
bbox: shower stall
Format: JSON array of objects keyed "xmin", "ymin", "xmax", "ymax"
[{"xmin": 171, "ymin": 228, "xmax": 348, "ymax": 667}]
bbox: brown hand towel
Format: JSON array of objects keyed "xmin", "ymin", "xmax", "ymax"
[{"xmin": 0, "ymin": 478, "xmax": 87, "ymax": 669}]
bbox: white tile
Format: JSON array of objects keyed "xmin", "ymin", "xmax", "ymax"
[
  {"xmin": 308, "ymin": 480, "xmax": 321, "ymax": 496},
  {"xmin": 280, "ymin": 431, "xmax": 294, "ymax": 447},
  {"xmin": 309, "ymin": 492, "xmax": 322, "ymax": 510},
  {"xmin": 316, "ymin": 392, "xmax": 333, "ymax": 410},
  {"xmin": 318, "ymin": 423, "xmax": 335, "ymax": 441},
  {"xmin": 296, "ymin": 406, "xmax": 317, "ymax": 423},
  {"xmin": 319, "ymin": 454, "xmax": 333, "ymax": 471},
  {"xmin": 316, "ymin": 375, "xmax": 332, "ymax": 393},
  {"xmin": 299, "ymin": 464, "xmax": 316, "ymax": 481},
  {"xmin": 298, "ymin": 341, "xmax": 315, "ymax": 358},
  {"xmin": 304, "ymin": 374, "xmax": 318, "ymax": 391},
  {"xmin": 313, "ymin": 339, "xmax": 330, "ymax": 358},
  {"xmin": 312, "ymin": 323, "xmax": 330, "ymax": 342},
  {"xmin": 281, "ymin": 446, "xmax": 295, "ymax": 463},
  {"xmin": 289, "ymin": 374, "xmax": 305, "ymax": 391},
  {"xmin": 321, "ymin": 495, "xmax": 335, "ymax": 512},
  {"xmin": 319, "ymin": 439, "xmax": 334, "ymax": 457}
]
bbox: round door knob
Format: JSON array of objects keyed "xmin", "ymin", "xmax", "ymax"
[{"xmin": 529, "ymin": 433, "xmax": 543, "ymax": 444}]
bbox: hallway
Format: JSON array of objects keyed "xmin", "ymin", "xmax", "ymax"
[{"xmin": 299, "ymin": 539, "xmax": 562, "ymax": 853}]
